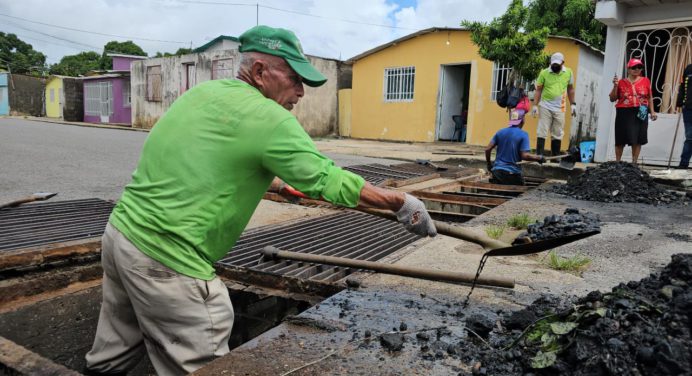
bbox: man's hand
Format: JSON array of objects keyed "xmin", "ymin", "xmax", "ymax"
[
  {"xmin": 571, "ymin": 107, "xmax": 577, "ymax": 117},
  {"xmin": 537, "ymin": 155, "xmax": 546, "ymax": 164},
  {"xmin": 531, "ymin": 107, "xmax": 538, "ymax": 118},
  {"xmin": 395, "ymin": 194, "xmax": 437, "ymax": 237},
  {"xmin": 486, "ymin": 161, "xmax": 493, "ymax": 172}
]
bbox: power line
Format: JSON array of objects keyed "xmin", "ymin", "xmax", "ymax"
[
  {"xmin": 2, "ymin": 20, "xmax": 102, "ymax": 50},
  {"xmin": 167, "ymin": 0, "xmax": 416, "ymax": 31},
  {"xmin": 0, "ymin": 13, "xmax": 188, "ymax": 44}
]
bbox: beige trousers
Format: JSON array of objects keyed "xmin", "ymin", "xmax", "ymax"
[
  {"xmin": 537, "ymin": 107, "xmax": 565, "ymax": 140},
  {"xmin": 86, "ymin": 222, "xmax": 233, "ymax": 376}
]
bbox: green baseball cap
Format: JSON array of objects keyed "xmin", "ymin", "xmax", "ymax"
[{"xmin": 239, "ymin": 25, "xmax": 327, "ymax": 87}]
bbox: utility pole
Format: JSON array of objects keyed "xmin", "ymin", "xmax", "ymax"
[{"xmin": 256, "ymin": 3, "xmax": 259, "ymax": 26}]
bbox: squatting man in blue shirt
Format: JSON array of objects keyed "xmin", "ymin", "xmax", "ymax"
[{"xmin": 485, "ymin": 108, "xmax": 546, "ymax": 185}]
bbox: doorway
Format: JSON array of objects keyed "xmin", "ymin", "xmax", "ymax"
[{"xmin": 436, "ymin": 64, "xmax": 471, "ymax": 141}]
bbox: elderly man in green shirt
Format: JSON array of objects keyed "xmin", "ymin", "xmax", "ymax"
[
  {"xmin": 531, "ymin": 52, "xmax": 577, "ymax": 157},
  {"xmin": 85, "ymin": 25, "xmax": 436, "ymax": 376}
]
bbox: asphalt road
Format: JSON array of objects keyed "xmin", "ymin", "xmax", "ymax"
[{"xmin": 0, "ymin": 118, "xmax": 398, "ymax": 203}]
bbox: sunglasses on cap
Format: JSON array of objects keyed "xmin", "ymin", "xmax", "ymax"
[{"xmin": 630, "ymin": 65, "xmax": 644, "ymax": 70}]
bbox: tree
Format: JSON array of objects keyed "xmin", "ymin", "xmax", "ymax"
[
  {"xmin": 154, "ymin": 48, "xmax": 193, "ymax": 58},
  {"xmin": 526, "ymin": 0, "xmax": 605, "ymax": 50},
  {"xmin": 100, "ymin": 40, "xmax": 147, "ymax": 69},
  {"xmin": 0, "ymin": 32, "xmax": 47, "ymax": 75},
  {"xmin": 462, "ymin": 0, "xmax": 550, "ymax": 83},
  {"xmin": 49, "ymin": 51, "xmax": 101, "ymax": 76}
]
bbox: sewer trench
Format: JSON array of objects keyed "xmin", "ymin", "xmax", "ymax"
[{"xmin": 0, "ymin": 164, "xmax": 550, "ymax": 375}]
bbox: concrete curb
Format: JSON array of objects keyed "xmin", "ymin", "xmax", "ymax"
[{"xmin": 3, "ymin": 116, "xmax": 150, "ymax": 133}]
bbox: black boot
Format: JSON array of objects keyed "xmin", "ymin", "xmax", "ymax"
[
  {"xmin": 551, "ymin": 139, "xmax": 562, "ymax": 157},
  {"xmin": 536, "ymin": 138, "xmax": 545, "ymax": 156}
]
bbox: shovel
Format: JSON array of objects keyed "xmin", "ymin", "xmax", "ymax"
[
  {"xmin": 279, "ymin": 186, "xmax": 598, "ymax": 257},
  {"xmin": 0, "ymin": 192, "xmax": 58, "ymax": 210},
  {"xmin": 518, "ymin": 146, "xmax": 580, "ymax": 171}
]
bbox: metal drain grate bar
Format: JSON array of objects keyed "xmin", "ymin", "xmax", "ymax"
[
  {"xmin": 344, "ymin": 164, "xmax": 426, "ymax": 185},
  {"xmin": 217, "ymin": 211, "xmax": 421, "ymax": 283},
  {"xmin": 0, "ymin": 199, "xmax": 114, "ymax": 252}
]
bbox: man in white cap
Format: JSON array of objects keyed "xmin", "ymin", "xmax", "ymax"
[{"xmin": 531, "ymin": 52, "xmax": 576, "ymax": 158}]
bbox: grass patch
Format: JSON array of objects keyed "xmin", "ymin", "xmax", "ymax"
[
  {"xmin": 543, "ymin": 251, "xmax": 591, "ymax": 272},
  {"xmin": 485, "ymin": 225, "xmax": 506, "ymax": 239},
  {"xmin": 506, "ymin": 213, "xmax": 536, "ymax": 229}
]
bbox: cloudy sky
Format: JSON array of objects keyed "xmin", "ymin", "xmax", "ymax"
[{"xmin": 0, "ymin": 0, "xmax": 512, "ymax": 65}]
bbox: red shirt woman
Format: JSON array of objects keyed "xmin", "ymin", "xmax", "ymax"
[{"xmin": 615, "ymin": 76, "xmax": 652, "ymax": 108}]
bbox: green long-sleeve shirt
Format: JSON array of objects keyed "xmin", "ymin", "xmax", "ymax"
[{"xmin": 110, "ymin": 79, "xmax": 365, "ymax": 280}]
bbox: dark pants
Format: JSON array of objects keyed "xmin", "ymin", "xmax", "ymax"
[
  {"xmin": 680, "ymin": 108, "xmax": 692, "ymax": 168},
  {"xmin": 490, "ymin": 169, "xmax": 525, "ymax": 185}
]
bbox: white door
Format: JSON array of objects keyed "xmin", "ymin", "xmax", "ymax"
[
  {"xmin": 99, "ymin": 81, "xmax": 111, "ymax": 123},
  {"xmin": 607, "ymin": 23, "xmax": 692, "ymax": 165}
]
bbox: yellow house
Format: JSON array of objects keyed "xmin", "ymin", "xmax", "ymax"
[
  {"xmin": 344, "ymin": 28, "xmax": 603, "ymax": 148},
  {"xmin": 44, "ymin": 76, "xmax": 84, "ymax": 121}
]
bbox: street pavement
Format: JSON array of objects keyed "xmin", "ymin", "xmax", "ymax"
[{"xmin": 0, "ymin": 118, "xmax": 398, "ymax": 203}]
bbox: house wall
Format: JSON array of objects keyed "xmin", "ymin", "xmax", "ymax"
[
  {"xmin": 83, "ymin": 77, "xmax": 131, "ymax": 124},
  {"xmin": 112, "ymin": 56, "xmax": 144, "ymax": 71},
  {"xmin": 131, "ymin": 50, "xmax": 341, "ymax": 136},
  {"xmin": 45, "ymin": 78, "xmax": 63, "ymax": 118},
  {"xmin": 594, "ymin": 1, "xmax": 692, "ymax": 164},
  {"xmin": 573, "ymin": 46, "xmax": 604, "ymax": 142},
  {"xmin": 62, "ymin": 78, "xmax": 83, "ymax": 122},
  {"xmin": 350, "ymin": 31, "xmax": 591, "ymax": 147},
  {"xmin": 338, "ymin": 89, "xmax": 352, "ymax": 137},
  {"xmin": 0, "ymin": 73, "xmax": 9, "ymax": 116},
  {"xmin": 8, "ymin": 74, "xmax": 45, "ymax": 116}
]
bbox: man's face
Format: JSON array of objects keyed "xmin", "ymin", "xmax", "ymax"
[{"xmin": 259, "ymin": 60, "xmax": 305, "ymax": 110}]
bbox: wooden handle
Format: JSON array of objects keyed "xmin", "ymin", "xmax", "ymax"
[{"xmin": 262, "ymin": 246, "xmax": 514, "ymax": 288}]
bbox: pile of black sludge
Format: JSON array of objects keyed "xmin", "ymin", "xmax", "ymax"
[
  {"xmin": 513, "ymin": 208, "xmax": 600, "ymax": 245},
  {"xmin": 444, "ymin": 254, "xmax": 692, "ymax": 375},
  {"xmin": 552, "ymin": 161, "xmax": 684, "ymax": 204}
]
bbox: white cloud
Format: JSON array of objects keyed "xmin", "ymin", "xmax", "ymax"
[{"xmin": 0, "ymin": 0, "xmax": 511, "ymax": 64}]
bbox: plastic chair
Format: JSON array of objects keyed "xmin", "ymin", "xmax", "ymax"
[{"xmin": 452, "ymin": 115, "xmax": 467, "ymax": 142}]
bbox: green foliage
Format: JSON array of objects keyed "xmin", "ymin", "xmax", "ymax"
[
  {"xmin": 49, "ymin": 51, "xmax": 101, "ymax": 76},
  {"xmin": 485, "ymin": 225, "xmax": 506, "ymax": 239},
  {"xmin": 531, "ymin": 350, "xmax": 557, "ymax": 368},
  {"xmin": 506, "ymin": 213, "xmax": 536, "ymax": 229},
  {"xmin": 100, "ymin": 40, "xmax": 147, "ymax": 69},
  {"xmin": 0, "ymin": 32, "xmax": 47, "ymax": 75},
  {"xmin": 543, "ymin": 250, "xmax": 591, "ymax": 272},
  {"xmin": 154, "ymin": 48, "xmax": 193, "ymax": 58},
  {"xmin": 461, "ymin": 0, "xmax": 549, "ymax": 81},
  {"xmin": 526, "ymin": 0, "xmax": 606, "ymax": 50}
]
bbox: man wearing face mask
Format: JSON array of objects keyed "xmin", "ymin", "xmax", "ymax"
[{"xmin": 531, "ymin": 52, "xmax": 576, "ymax": 157}]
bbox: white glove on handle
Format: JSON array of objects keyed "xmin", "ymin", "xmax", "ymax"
[{"xmin": 395, "ymin": 194, "xmax": 437, "ymax": 237}]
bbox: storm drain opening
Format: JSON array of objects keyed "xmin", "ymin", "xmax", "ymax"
[{"xmin": 0, "ymin": 275, "xmax": 323, "ymax": 376}]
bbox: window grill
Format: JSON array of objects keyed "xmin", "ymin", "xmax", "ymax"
[
  {"xmin": 625, "ymin": 26, "xmax": 692, "ymax": 114},
  {"xmin": 212, "ymin": 58, "xmax": 234, "ymax": 80},
  {"xmin": 383, "ymin": 66, "xmax": 415, "ymax": 102},
  {"xmin": 146, "ymin": 65, "xmax": 162, "ymax": 102},
  {"xmin": 491, "ymin": 62, "xmax": 534, "ymax": 100},
  {"xmin": 122, "ymin": 80, "xmax": 131, "ymax": 107}
]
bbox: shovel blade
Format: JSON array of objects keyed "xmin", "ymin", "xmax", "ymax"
[
  {"xmin": 485, "ymin": 230, "xmax": 600, "ymax": 257},
  {"xmin": 558, "ymin": 158, "xmax": 575, "ymax": 170}
]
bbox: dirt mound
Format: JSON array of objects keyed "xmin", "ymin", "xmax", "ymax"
[
  {"xmin": 407, "ymin": 254, "xmax": 692, "ymax": 375},
  {"xmin": 514, "ymin": 208, "xmax": 601, "ymax": 244},
  {"xmin": 552, "ymin": 162, "xmax": 684, "ymax": 205}
]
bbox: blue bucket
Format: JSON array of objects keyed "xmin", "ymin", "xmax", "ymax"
[{"xmin": 580, "ymin": 141, "xmax": 596, "ymax": 163}]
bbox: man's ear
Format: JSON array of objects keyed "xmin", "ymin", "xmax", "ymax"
[{"xmin": 251, "ymin": 60, "xmax": 266, "ymax": 88}]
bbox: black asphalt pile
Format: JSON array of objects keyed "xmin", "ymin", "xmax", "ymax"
[
  {"xmin": 513, "ymin": 208, "xmax": 601, "ymax": 244},
  {"xmin": 401, "ymin": 254, "xmax": 692, "ymax": 375},
  {"xmin": 552, "ymin": 161, "xmax": 684, "ymax": 204}
]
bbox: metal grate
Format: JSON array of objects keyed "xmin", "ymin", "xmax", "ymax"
[
  {"xmin": 0, "ymin": 199, "xmax": 114, "ymax": 252},
  {"xmin": 344, "ymin": 163, "xmax": 427, "ymax": 185},
  {"xmin": 217, "ymin": 211, "xmax": 421, "ymax": 283}
]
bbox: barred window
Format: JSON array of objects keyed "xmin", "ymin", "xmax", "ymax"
[
  {"xmin": 84, "ymin": 82, "xmax": 101, "ymax": 116},
  {"xmin": 212, "ymin": 58, "xmax": 234, "ymax": 80},
  {"xmin": 491, "ymin": 62, "xmax": 533, "ymax": 100},
  {"xmin": 146, "ymin": 65, "xmax": 162, "ymax": 102},
  {"xmin": 123, "ymin": 80, "xmax": 131, "ymax": 107},
  {"xmin": 383, "ymin": 66, "xmax": 415, "ymax": 102}
]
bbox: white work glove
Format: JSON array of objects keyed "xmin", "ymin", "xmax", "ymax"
[
  {"xmin": 531, "ymin": 107, "xmax": 538, "ymax": 118},
  {"xmin": 395, "ymin": 194, "xmax": 437, "ymax": 237},
  {"xmin": 571, "ymin": 107, "xmax": 577, "ymax": 117}
]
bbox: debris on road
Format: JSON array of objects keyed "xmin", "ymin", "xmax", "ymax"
[
  {"xmin": 552, "ymin": 162, "xmax": 686, "ymax": 204},
  {"xmin": 514, "ymin": 208, "xmax": 601, "ymax": 244}
]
